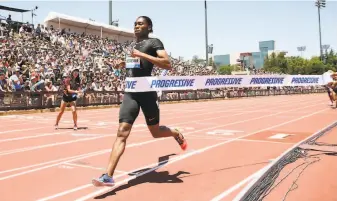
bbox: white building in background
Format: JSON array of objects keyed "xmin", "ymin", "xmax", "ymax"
[{"xmin": 43, "ymin": 12, "xmax": 157, "ymax": 43}]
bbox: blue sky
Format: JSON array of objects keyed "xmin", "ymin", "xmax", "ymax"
[{"xmin": 1, "ymin": 0, "xmax": 336, "ymax": 61}]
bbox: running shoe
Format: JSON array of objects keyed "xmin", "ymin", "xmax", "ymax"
[
  {"xmin": 73, "ymin": 125, "xmax": 78, "ymax": 131},
  {"xmin": 92, "ymin": 173, "xmax": 115, "ymax": 187},
  {"xmin": 174, "ymin": 128, "xmax": 187, "ymax": 151},
  {"xmin": 55, "ymin": 125, "xmax": 58, "ymax": 130}
]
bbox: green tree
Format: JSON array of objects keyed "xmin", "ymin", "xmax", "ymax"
[
  {"xmin": 217, "ymin": 65, "xmax": 234, "ymax": 75},
  {"xmin": 263, "ymin": 52, "xmax": 288, "ymax": 73},
  {"xmin": 262, "ymin": 49, "xmax": 337, "ymax": 75}
]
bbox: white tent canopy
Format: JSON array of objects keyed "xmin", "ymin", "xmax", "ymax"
[{"xmin": 43, "ymin": 12, "xmax": 156, "ymax": 42}]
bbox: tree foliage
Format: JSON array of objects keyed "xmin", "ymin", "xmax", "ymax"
[
  {"xmin": 263, "ymin": 50, "xmax": 337, "ymax": 75},
  {"xmin": 217, "ymin": 65, "xmax": 241, "ymax": 75}
]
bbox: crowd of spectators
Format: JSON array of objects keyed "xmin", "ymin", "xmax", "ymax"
[
  {"xmin": 0, "ymin": 22, "xmax": 220, "ymax": 106},
  {"xmin": 0, "ymin": 22, "xmax": 218, "ymax": 93}
]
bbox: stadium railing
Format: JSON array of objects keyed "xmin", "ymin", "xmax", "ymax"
[{"xmin": 0, "ymin": 88, "xmax": 326, "ymax": 111}]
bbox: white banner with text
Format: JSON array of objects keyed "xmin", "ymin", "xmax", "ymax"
[{"xmin": 124, "ymin": 74, "xmax": 326, "ymax": 92}]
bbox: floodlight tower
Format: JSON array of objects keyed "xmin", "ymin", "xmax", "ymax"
[
  {"xmin": 315, "ymin": 0, "xmax": 326, "ymax": 61},
  {"xmin": 297, "ymin": 46, "xmax": 306, "ymax": 57}
]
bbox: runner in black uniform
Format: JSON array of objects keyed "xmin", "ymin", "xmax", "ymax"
[
  {"xmin": 324, "ymin": 70, "xmax": 335, "ymax": 106},
  {"xmin": 92, "ymin": 16, "xmax": 187, "ymax": 187},
  {"xmin": 55, "ymin": 69, "xmax": 82, "ymax": 130}
]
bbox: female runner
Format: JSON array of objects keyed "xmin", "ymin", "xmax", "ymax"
[
  {"xmin": 55, "ymin": 68, "xmax": 82, "ymax": 130},
  {"xmin": 324, "ymin": 70, "xmax": 335, "ymax": 106}
]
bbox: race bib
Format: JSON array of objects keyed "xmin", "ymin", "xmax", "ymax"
[{"xmin": 125, "ymin": 56, "xmax": 140, "ymax": 69}]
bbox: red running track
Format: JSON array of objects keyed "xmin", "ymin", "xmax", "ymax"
[{"xmin": 0, "ymin": 94, "xmax": 335, "ymax": 201}]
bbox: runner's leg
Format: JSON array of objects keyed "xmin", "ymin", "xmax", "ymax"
[
  {"xmin": 69, "ymin": 101, "xmax": 78, "ymax": 130},
  {"xmin": 141, "ymin": 92, "xmax": 187, "ymax": 150},
  {"xmin": 92, "ymin": 93, "xmax": 140, "ymax": 187},
  {"xmin": 55, "ymin": 100, "xmax": 67, "ymax": 129}
]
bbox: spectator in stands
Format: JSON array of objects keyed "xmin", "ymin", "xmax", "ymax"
[
  {"xmin": 6, "ymin": 15, "xmax": 11, "ymax": 24},
  {"xmin": 35, "ymin": 24, "xmax": 42, "ymax": 38},
  {"xmin": 0, "ymin": 71, "xmax": 10, "ymax": 92}
]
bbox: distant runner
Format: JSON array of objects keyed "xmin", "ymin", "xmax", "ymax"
[
  {"xmin": 55, "ymin": 69, "xmax": 82, "ymax": 130},
  {"xmin": 323, "ymin": 70, "xmax": 335, "ymax": 106}
]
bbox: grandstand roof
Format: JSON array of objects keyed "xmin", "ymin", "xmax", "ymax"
[
  {"xmin": 0, "ymin": 5, "xmax": 30, "ymax": 13},
  {"xmin": 43, "ymin": 12, "xmax": 157, "ymax": 38}
]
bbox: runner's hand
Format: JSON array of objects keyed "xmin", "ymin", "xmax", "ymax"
[{"xmin": 131, "ymin": 49, "xmax": 142, "ymax": 58}]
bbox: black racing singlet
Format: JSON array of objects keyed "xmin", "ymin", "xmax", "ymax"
[
  {"xmin": 63, "ymin": 78, "xmax": 80, "ymax": 99},
  {"xmin": 125, "ymin": 38, "xmax": 165, "ymax": 77}
]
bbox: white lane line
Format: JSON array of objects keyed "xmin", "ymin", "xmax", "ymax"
[
  {"xmin": 0, "ymin": 132, "xmax": 70, "ymax": 143},
  {"xmin": 236, "ymin": 139, "xmax": 295, "ymax": 145},
  {"xmin": 0, "ymin": 127, "xmax": 48, "ymax": 135},
  {"xmin": 0, "ymin": 100, "xmax": 324, "ymax": 181},
  {"xmin": 0, "ymin": 151, "xmax": 108, "ymax": 175},
  {"xmin": 0, "ymin": 106, "xmax": 281, "ymax": 175},
  {"xmin": 0, "ymin": 98, "xmax": 307, "ymax": 136},
  {"xmin": 0, "ymin": 139, "xmax": 166, "ymax": 181},
  {"xmin": 41, "ymin": 107, "xmax": 328, "ymax": 201},
  {"xmin": 63, "ymin": 163, "xmax": 104, "ymax": 171},
  {"xmin": 38, "ymin": 145, "xmax": 218, "ymax": 201},
  {"xmin": 0, "ymin": 102, "xmax": 325, "ymax": 179},
  {"xmin": 0, "ymin": 101, "xmax": 322, "ymax": 157},
  {"xmin": 36, "ymin": 151, "xmax": 197, "ymax": 201},
  {"xmin": 268, "ymin": 133, "xmax": 293, "ymax": 139},
  {"xmin": 210, "ymin": 165, "xmax": 271, "ymax": 201},
  {"xmin": 71, "ymin": 133, "xmax": 106, "ymax": 137},
  {"xmin": 62, "ymin": 162, "xmax": 128, "ymax": 174}
]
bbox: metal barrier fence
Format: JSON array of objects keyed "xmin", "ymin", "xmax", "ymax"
[{"xmin": 0, "ymin": 88, "xmax": 326, "ymax": 111}]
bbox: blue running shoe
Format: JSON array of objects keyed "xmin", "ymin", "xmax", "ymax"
[{"xmin": 92, "ymin": 173, "xmax": 115, "ymax": 187}]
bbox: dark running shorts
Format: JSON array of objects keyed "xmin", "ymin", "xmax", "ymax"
[
  {"xmin": 333, "ymin": 87, "xmax": 337, "ymax": 94},
  {"xmin": 63, "ymin": 94, "xmax": 77, "ymax": 103},
  {"xmin": 119, "ymin": 92, "xmax": 159, "ymax": 126}
]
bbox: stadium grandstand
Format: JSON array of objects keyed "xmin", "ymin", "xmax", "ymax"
[{"xmin": 0, "ymin": 9, "xmax": 325, "ymax": 111}]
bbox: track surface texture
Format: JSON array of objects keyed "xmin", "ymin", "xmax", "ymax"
[{"xmin": 0, "ymin": 94, "xmax": 335, "ymax": 201}]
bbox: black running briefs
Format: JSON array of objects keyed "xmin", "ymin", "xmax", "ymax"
[{"xmin": 119, "ymin": 92, "xmax": 159, "ymax": 126}]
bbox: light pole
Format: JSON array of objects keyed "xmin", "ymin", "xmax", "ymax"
[
  {"xmin": 322, "ymin": 44, "xmax": 330, "ymax": 51},
  {"xmin": 111, "ymin": 19, "xmax": 119, "ymax": 27},
  {"xmin": 322, "ymin": 44, "xmax": 330, "ymax": 64},
  {"xmin": 109, "ymin": 0, "xmax": 112, "ymax": 25},
  {"xmin": 315, "ymin": 0, "xmax": 326, "ymax": 61},
  {"xmin": 297, "ymin": 46, "xmax": 306, "ymax": 57},
  {"xmin": 31, "ymin": 6, "xmax": 38, "ymax": 25},
  {"xmin": 204, "ymin": 0, "xmax": 209, "ymax": 66}
]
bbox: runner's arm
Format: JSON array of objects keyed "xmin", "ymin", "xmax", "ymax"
[
  {"xmin": 134, "ymin": 49, "xmax": 171, "ymax": 70},
  {"xmin": 131, "ymin": 39, "xmax": 171, "ymax": 70}
]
